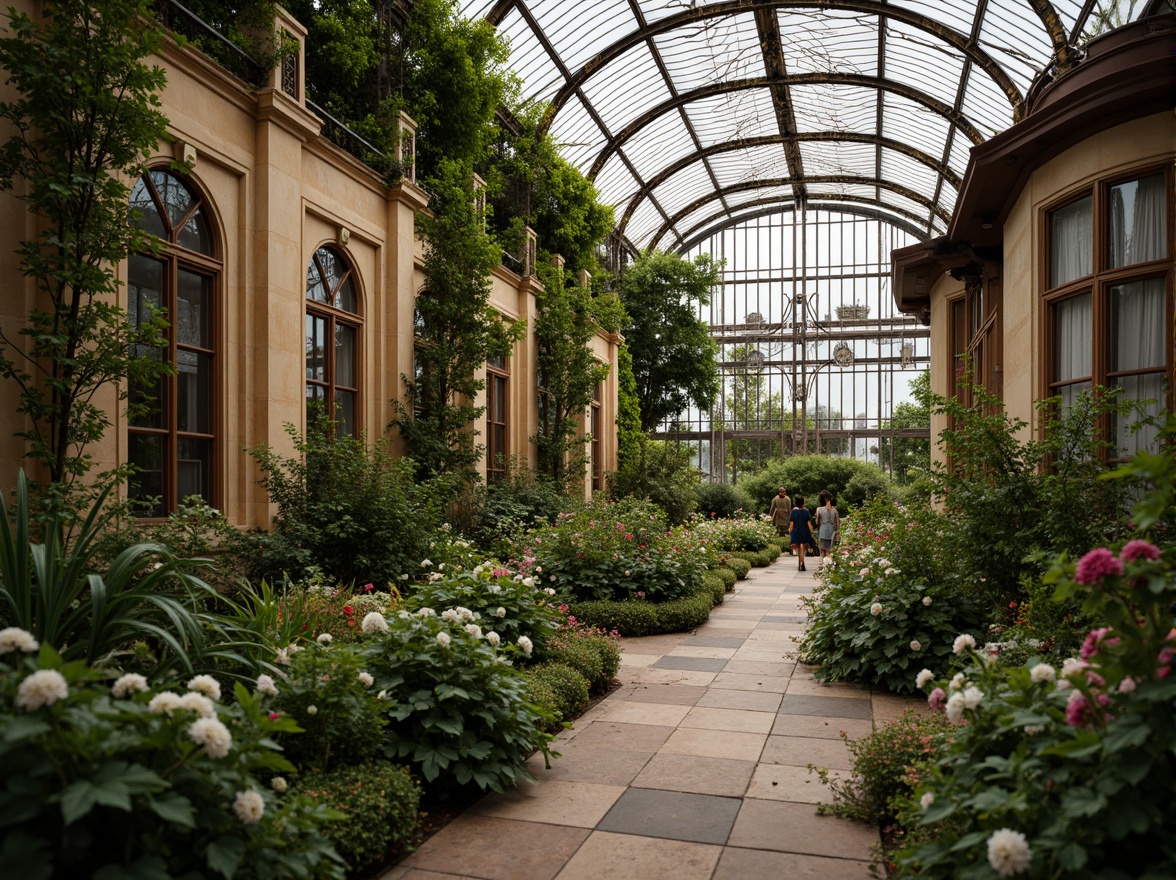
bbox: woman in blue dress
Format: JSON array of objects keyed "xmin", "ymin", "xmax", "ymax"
[{"xmin": 789, "ymin": 495, "xmax": 813, "ymax": 572}]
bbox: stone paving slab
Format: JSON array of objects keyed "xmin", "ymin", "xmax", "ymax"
[
  {"xmin": 555, "ymin": 831, "xmax": 722, "ymax": 880},
  {"xmin": 631, "ymin": 752, "xmax": 756, "ymax": 798},
  {"xmin": 777, "ymin": 694, "xmax": 875, "ymax": 719},
  {"xmin": 597, "ymin": 788, "xmax": 742, "ymax": 845},
  {"xmin": 399, "ymin": 814, "xmax": 590, "ymax": 880}
]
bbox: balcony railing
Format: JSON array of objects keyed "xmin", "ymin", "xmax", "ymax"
[{"xmin": 155, "ymin": 0, "xmax": 267, "ymax": 88}]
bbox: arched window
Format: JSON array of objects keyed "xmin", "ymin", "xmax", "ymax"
[
  {"xmin": 305, "ymin": 246, "xmax": 361, "ymax": 435},
  {"xmin": 127, "ymin": 170, "xmax": 218, "ymax": 518}
]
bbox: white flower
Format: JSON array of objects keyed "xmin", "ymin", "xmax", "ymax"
[
  {"xmin": 317, "ymin": 633, "xmax": 333, "ymax": 645},
  {"xmin": 17, "ymin": 669, "xmax": 69, "ymax": 710},
  {"xmin": 417, "ymin": 607, "xmax": 436, "ymax": 617},
  {"xmin": 517, "ymin": 635, "xmax": 534, "ymax": 656},
  {"xmin": 421, "ymin": 559, "xmax": 433, "ymax": 567},
  {"xmin": 859, "ymin": 568, "xmax": 870, "ymax": 577},
  {"xmin": 945, "ymin": 691, "xmax": 966, "ymax": 724},
  {"xmin": 440, "ymin": 609, "xmax": 459, "ymax": 623},
  {"xmin": 464, "ymin": 624, "xmax": 483, "ymax": 639},
  {"xmin": 919, "ymin": 792, "xmax": 935, "ymax": 810},
  {"xmin": 961, "ymin": 686, "xmax": 984, "ymax": 710},
  {"xmin": 186, "ymin": 675, "xmax": 222, "ymax": 701},
  {"xmin": 885, "ymin": 567, "xmax": 898, "ymax": 576},
  {"xmin": 915, "ymin": 669, "xmax": 934, "ymax": 689},
  {"xmin": 271, "ymin": 776, "xmax": 288, "ymax": 793},
  {"xmin": 922, "ymin": 596, "xmax": 933, "ymax": 606},
  {"xmin": 376, "ymin": 690, "xmax": 389, "ymax": 701},
  {"xmin": 233, "ymin": 790, "xmax": 265, "ymax": 825},
  {"xmin": 987, "ymin": 828, "xmax": 1032, "ymax": 876},
  {"xmin": 358, "ymin": 671, "xmax": 374, "ymax": 687},
  {"xmin": 474, "ymin": 565, "xmax": 484, "ymax": 575},
  {"xmin": 953, "ymin": 634, "xmax": 976, "ymax": 655},
  {"xmin": 306, "ymin": 705, "xmax": 318, "ymax": 716},
  {"xmin": 1118, "ymin": 676, "xmax": 1137, "ymax": 693},
  {"xmin": 0, "ymin": 627, "xmax": 39, "ymax": 655},
  {"xmin": 950, "ymin": 673, "xmax": 967, "ymax": 692},
  {"xmin": 549, "ymin": 575, "xmax": 557, "ymax": 582},
  {"xmin": 870, "ymin": 602, "xmax": 883, "ymax": 616},
  {"xmin": 544, "ymin": 587, "xmax": 556, "ymax": 595},
  {"xmin": 1029, "ymin": 664, "xmax": 1055, "ymax": 684},
  {"xmin": 909, "ymin": 640, "xmax": 922, "ymax": 652},
  {"xmin": 274, "ymin": 648, "xmax": 291, "ymax": 666},
  {"xmin": 436, "ymin": 632, "xmax": 451, "ymax": 648},
  {"xmin": 488, "ymin": 585, "xmax": 502, "ymax": 595},
  {"xmin": 486, "ymin": 631, "xmax": 501, "ymax": 647},
  {"xmin": 1061, "ymin": 657, "xmax": 1087, "ymax": 678},
  {"xmin": 522, "ymin": 577, "xmax": 535, "ymax": 588},
  {"xmin": 148, "ymin": 692, "xmax": 183, "ymax": 715},
  {"xmin": 458, "ymin": 607, "xmax": 478, "ymax": 622},
  {"xmin": 111, "ymin": 673, "xmax": 149, "ymax": 699},
  {"xmin": 361, "ymin": 612, "xmax": 389, "ymax": 634},
  {"xmin": 495, "ymin": 607, "xmax": 507, "ymax": 618},
  {"xmin": 188, "ymin": 717, "xmax": 232, "ymax": 758},
  {"xmin": 536, "ymin": 566, "xmax": 543, "ymax": 572},
  {"xmin": 438, "ymin": 563, "xmax": 446, "ymax": 570},
  {"xmin": 1023, "ymin": 724, "xmax": 1045, "ymax": 735},
  {"xmin": 256, "ymin": 674, "xmax": 279, "ymax": 696},
  {"xmin": 179, "ymin": 692, "xmax": 217, "ymax": 718}
]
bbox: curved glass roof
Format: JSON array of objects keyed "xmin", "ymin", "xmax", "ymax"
[{"xmin": 460, "ymin": 0, "xmax": 1135, "ymax": 251}]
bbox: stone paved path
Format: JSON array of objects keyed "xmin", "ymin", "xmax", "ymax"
[{"xmin": 382, "ymin": 555, "xmax": 920, "ymax": 880}]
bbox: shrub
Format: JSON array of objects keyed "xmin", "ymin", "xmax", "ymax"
[
  {"xmin": 298, "ymin": 762, "xmax": 420, "ymax": 876},
  {"xmin": 729, "ymin": 550, "xmax": 770, "ymax": 567},
  {"xmin": 528, "ymin": 662, "xmax": 590, "ymax": 721},
  {"xmin": 798, "ymin": 496, "xmax": 983, "ymax": 693},
  {"xmin": 570, "ymin": 585, "xmax": 713, "ymax": 636},
  {"xmin": 607, "ymin": 438, "xmax": 699, "ymax": 525},
  {"xmin": 818, "ymin": 709, "xmax": 952, "ymax": 824},
  {"xmin": 713, "ymin": 568, "xmax": 737, "ymax": 591},
  {"xmin": 702, "ymin": 571, "xmax": 726, "ymax": 605},
  {"xmin": 0, "ymin": 648, "xmax": 344, "ymax": 879},
  {"xmin": 724, "ymin": 557, "xmax": 751, "ymax": 579},
  {"xmin": 363, "ymin": 610, "xmax": 555, "ymax": 792},
  {"xmin": 522, "ymin": 497, "xmax": 708, "ymax": 603},
  {"xmin": 694, "ymin": 482, "xmax": 753, "ymax": 519},
  {"xmin": 461, "ymin": 464, "xmax": 568, "ymax": 558},
  {"xmin": 740, "ymin": 454, "xmax": 893, "ymax": 515},
  {"xmin": 268, "ymin": 640, "xmax": 385, "ymax": 773},
  {"xmin": 689, "ymin": 512, "xmax": 775, "ymax": 552},
  {"xmin": 544, "ymin": 624, "xmax": 621, "ymax": 691}
]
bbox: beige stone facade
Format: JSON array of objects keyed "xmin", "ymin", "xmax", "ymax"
[{"xmin": 0, "ymin": 5, "xmax": 620, "ymax": 528}]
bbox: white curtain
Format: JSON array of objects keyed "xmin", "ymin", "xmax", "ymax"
[
  {"xmin": 1051, "ymin": 196, "xmax": 1092, "ymax": 287},
  {"xmin": 1054, "ymin": 293, "xmax": 1092, "ymax": 383},
  {"xmin": 1112, "ymin": 278, "xmax": 1165, "ymax": 456},
  {"xmin": 1109, "ymin": 173, "xmax": 1167, "ymax": 267}
]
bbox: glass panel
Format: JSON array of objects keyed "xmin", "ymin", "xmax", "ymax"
[
  {"xmin": 335, "ymin": 389, "xmax": 356, "ymax": 437},
  {"xmin": 1050, "ymin": 196, "xmax": 1092, "ymax": 287},
  {"xmin": 335, "ymin": 323, "xmax": 356, "ymax": 386},
  {"xmin": 493, "ymin": 424, "xmax": 506, "ymax": 460},
  {"xmin": 176, "ymin": 269, "xmax": 210, "ymax": 348},
  {"xmin": 176, "ymin": 350, "xmax": 211, "ymax": 434},
  {"xmin": 128, "ymin": 433, "xmax": 165, "ymax": 518},
  {"xmin": 306, "ymin": 257, "xmax": 327, "ymax": 303},
  {"xmin": 129, "ymin": 176, "xmax": 166, "ymax": 239},
  {"xmin": 1058, "ymin": 380, "xmax": 1091, "ymax": 414},
  {"xmin": 335, "ymin": 275, "xmax": 356, "ymax": 313},
  {"xmin": 128, "ymin": 254, "xmax": 164, "ymax": 329},
  {"xmin": 176, "ymin": 206, "xmax": 212, "ymax": 255},
  {"xmin": 1053, "ymin": 293, "xmax": 1091, "ymax": 383},
  {"xmin": 487, "ymin": 352, "xmax": 505, "ymax": 369},
  {"xmin": 306, "ymin": 314, "xmax": 325, "ymax": 381},
  {"xmin": 151, "ymin": 171, "xmax": 196, "ymax": 233},
  {"xmin": 1113, "ymin": 373, "xmax": 1162, "ymax": 458},
  {"xmin": 318, "ymin": 247, "xmax": 345, "ymax": 300},
  {"xmin": 1108, "ymin": 173, "xmax": 1167, "ymax": 268},
  {"xmin": 493, "ymin": 376, "xmax": 507, "ymax": 421},
  {"xmin": 1111, "ymin": 278, "xmax": 1164, "ymax": 372},
  {"xmin": 306, "ymin": 383, "xmax": 326, "ymax": 428},
  {"xmin": 176, "ymin": 437, "xmax": 212, "ymax": 503},
  {"xmin": 129, "ymin": 346, "xmax": 165, "ymax": 429}
]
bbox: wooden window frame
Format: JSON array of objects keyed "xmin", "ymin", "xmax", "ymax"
[
  {"xmin": 486, "ymin": 354, "xmax": 508, "ymax": 483},
  {"xmin": 305, "ymin": 246, "xmax": 363, "ymax": 436}
]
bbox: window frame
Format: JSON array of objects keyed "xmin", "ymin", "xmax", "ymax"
[
  {"xmin": 305, "ymin": 245, "xmax": 363, "ymax": 436},
  {"xmin": 486, "ymin": 353, "xmax": 509, "ymax": 483}
]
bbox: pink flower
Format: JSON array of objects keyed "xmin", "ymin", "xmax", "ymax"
[
  {"xmin": 363, "ymin": 583, "xmax": 375, "ymax": 592},
  {"xmin": 1065, "ymin": 690, "xmax": 1089, "ymax": 726},
  {"xmin": 1074, "ymin": 548, "xmax": 1123, "ymax": 585},
  {"xmin": 927, "ymin": 687, "xmax": 946, "ymax": 712},
  {"xmin": 1158, "ymin": 647, "xmax": 1174, "ymax": 679},
  {"xmin": 1080, "ymin": 627, "xmax": 1118, "ymax": 660},
  {"xmin": 567, "ymin": 615, "xmax": 577, "ymax": 625},
  {"xmin": 1120, "ymin": 540, "xmax": 1160, "ymax": 563}
]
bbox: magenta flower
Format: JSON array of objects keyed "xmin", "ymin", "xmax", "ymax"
[
  {"xmin": 1080, "ymin": 627, "xmax": 1119, "ymax": 661},
  {"xmin": 1074, "ymin": 548, "xmax": 1123, "ymax": 585},
  {"xmin": 927, "ymin": 687, "xmax": 946, "ymax": 712},
  {"xmin": 1120, "ymin": 539, "xmax": 1160, "ymax": 563}
]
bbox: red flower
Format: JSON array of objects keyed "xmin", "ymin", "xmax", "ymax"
[
  {"xmin": 343, "ymin": 606, "xmax": 354, "ymax": 615},
  {"xmin": 363, "ymin": 582, "xmax": 375, "ymax": 592},
  {"xmin": 1009, "ymin": 601, "xmax": 1018, "ymax": 609},
  {"xmin": 347, "ymin": 618, "xmax": 356, "ymax": 627},
  {"xmin": 269, "ymin": 712, "xmax": 282, "ymax": 721}
]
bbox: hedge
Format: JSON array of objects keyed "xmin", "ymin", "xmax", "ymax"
[{"xmin": 570, "ymin": 587, "xmax": 713, "ymax": 636}]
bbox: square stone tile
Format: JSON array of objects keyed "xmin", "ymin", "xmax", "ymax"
[
  {"xmin": 625, "ymin": 667, "xmax": 718, "ymax": 686},
  {"xmin": 665, "ymin": 645, "xmax": 739, "ymax": 659},
  {"xmin": 760, "ymin": 734, "xmax": 854, "ymax": 770},
  {"xmin": 873, "ymin": 693, "xmax": 930, "ymax": 724},
  {"xmin": 660, "ymin": 727, "xmax": 767, "ymax": 762},
  {"xmin": 653, "ymin": 656, "xmax": 728, "ymax": 673},
  {"xmin": 401, "ymin": 814, "xmax": 590, "ymax": 880},
  {"xmin": 682, "ymin": 635, "xmax": 748, "ymax": 649},
  {"xmin": 380, "ymin": 869, "xmax": 482, "ymax": 880},
  {"xmin": 696, "ymin": 620, "xmax": 754, "ymax": 633},
  {"xmin": 619, "ymin": 653, "xmax": 657, "ymax": 667},
  {"xmin": 786, "ymin": 675, "xmax": 871, "ymax": 699},
  {"xmin": 770, "ymin": 714, "xmax": 872, "ymax": 740},
  {"xmin": 760, "ymin": 614, "xmax": 808, "ymax": 623},
  {"xmin": 597, "ymin": 788, "xmax": 741, "ymax": 845},
  {"xmin": 526, "ymin": 743, "xmax": 653, "ymax": 786},
  {"xmin": 711, "ymin": 672, "xmax": 792, "ymax": 694},
  {"xmin": 563, "ymin": 720, "xmax": 675, "ymax": 751},
  {"xmin": 723, "ymin": 659, "xmax": 795, "ymax": 676},
  {"xmin": 777, "ymin": 694, "xmax": 874, "ymax": 719},
  {"xmin": 631, "ymin": 752, "xmax": 756, "ymax": 798},
  {"xmin": 612, "ymin": 682, "xmax": 708, "ymax": 706},
  {"xmin": 680, "ymin": 705, "xmax": 776, "ymax": 734},
  {"xmin": 754, "ymin": 621, "xmax": 807, "ymax": 631},
  {"xmin": 469, "ymin": 778, "xmax": 627, "ymax": 827},
  {"xmin": 727, "ymin": 799, "xmax": 878, "ymax": 859},
  {"xmin": 555, "ymin": 831, "xmax": 722, "ymax": 880},
  {"xmin": 712, "ymin": 847, "xmax": 873, "ymax": 880},
  {"xmin": 595, "ymin": 700, "xmax": 692, "ymax": 727},
  {"xmin": 695, "ymin": 688, "xmax": 784, "ymax": 713},
  {"xmin": 620, "ymin": 634, "xmax": 690, "ymax": 655},
  {"xmin": 745, "ymin": 762, "xmax": 840, "ymax": 804}
]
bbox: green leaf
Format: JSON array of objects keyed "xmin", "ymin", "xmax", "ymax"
[
  {"xmin": 0, "ymin": 717, "xmax": 51, "ymax": 745},
  {"xmin": 1057, "ymin": 842, "xmax": 1087, "ymax": 871},
  {"xmin": 206, "ymin": 836, "xmax": 246, "ymax": 879},
  {"xmin": 60, "ymin": 781, "xmax": 99, "ymax": 824},
  {"xmin": 148, "ymin": 792, "xmax": 195, "ymax": 828}
]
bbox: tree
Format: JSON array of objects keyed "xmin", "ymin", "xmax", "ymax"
[
  {"xmin": 0, "ymin": 0, "xmax": 172, "ymax": 517},
  {"xmin": 617, "ymin": 250, "xmax": 722, "ymax": 432},
  {"xmin": 875, "ymin": 369, "xmax": 932, "ymax": 484}
]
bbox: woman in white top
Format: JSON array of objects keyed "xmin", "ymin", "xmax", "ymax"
[{"xmin": 815, "ymin": 490, "xmax": 840, "ymax": 562}]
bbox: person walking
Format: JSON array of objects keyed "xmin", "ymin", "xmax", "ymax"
[
  {"xmin": 769, "ymin": 486, "xmax": 793, "ymax": 553},
  {"xmin": 815, "ymin": 490, "xmax": 841, "ymax": 564},
  {"xmin": 789, "ymin": 495, "xmax": 813, "ymax": 571}
]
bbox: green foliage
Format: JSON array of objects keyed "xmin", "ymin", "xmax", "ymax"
[
  {"xmin": 0, "ymin": 0, "xmax": 172, "ymax": 515},
  {"xmin": 364, "ymin": 611, "xmax": 555, "ymax": 793},
  {"xmin": 522, "ymin": 497, "xmax": 708, "ymax": 603},
  {"xmin": 618, "ymin": 250, "xmax": 722, "ymax": 431},
  {"xmin": 298, "ymin": 761, "xmax": 421, "ymax": 876},
  {"xmin": 799, "ymin": 496, "xmax": 984, "ymax": 693},
  {"xmin": 268, "ymin": 640, "xmax": 385, "ymax": 773},
  {"xmin": 694, "ymin": 482, "xmax": 754, "ymax": 519},
  {"xmin": 691, "ymin": 512, "xmax": 775, "ymax": 552},
  {"xmin": 702, "ymin": 571, "xmax": 726, "ymax": 605},
  {"xmin": 527, "ymin": 662, "xmax": 589, "ymax": 723},
  {"xmin": 607, "ymin": 437, "xmax": 700, "ymax": 525},
  {"xmin": 570, "ymin": 586, "xmax": 713, "ymax": 636},
  {"xmin": 712, "ymin": 567, "xmax": 737, "ymax": 591},
  {"xmin": 740, "ymin": 454, "xmax": 894, "ymax": 515},
  {"xmin": 820, "ymin": 709, "xmax": 953, "ymax": 824},
  {"xmin": 615, "ymin": 343, "xmax": 644, "ymax": 470},
  {"xmin": 724, "ymin": 557, "xmax": 751, "ymax": 579},
  {"xmin": 462, "ymin": 463, "xmax": 568, "ymax": 557},
  {"xmin": 0, "ymin": 656, "xmax": 345, "ymax": 880},
  {"xmin": 245, "ymin": 419, "xmax": 446, "ymax": 589},
  {"xmin": 0, "ymin": 472, "xmax": 244, "ymax": 678},
  {"xmin": 392, "ymin": 162, "xmax": 520, "ymax": 479},
  {"xmin": 545, "ymin": 623, "xmax": 621, "ymax": 691}
]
